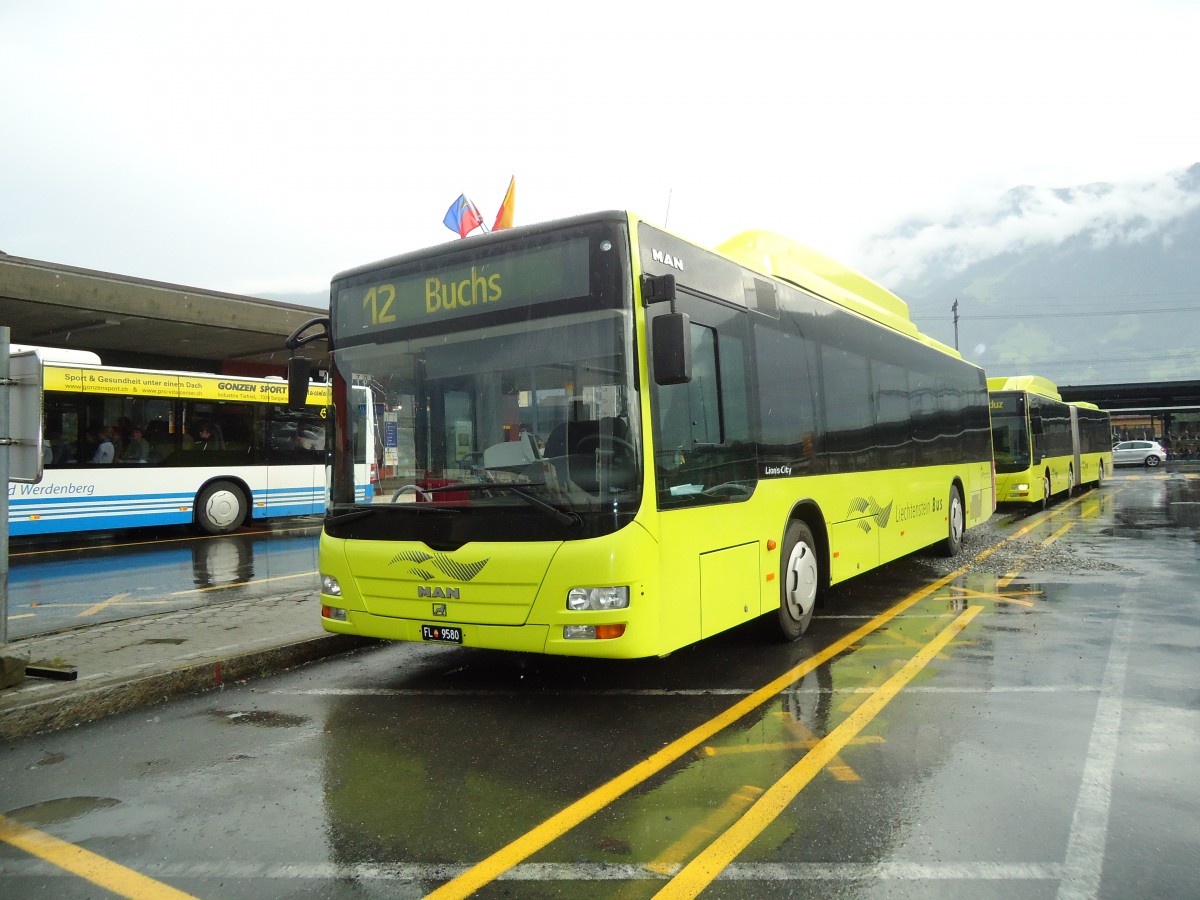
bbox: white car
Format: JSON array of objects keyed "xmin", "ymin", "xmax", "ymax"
[{"xmin": 1112, "ymin": 440, "xmax": 1167, "ymax": 467}]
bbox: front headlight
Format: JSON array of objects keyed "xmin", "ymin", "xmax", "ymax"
[
  {"xmin": 566, "ymin": 586, "xmax": 630, "ymax": 611},
  {"xmin": 321, "ymin": 574, "xmax": 342, "ymax": 597}
]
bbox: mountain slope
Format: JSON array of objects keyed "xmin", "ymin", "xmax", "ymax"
[{"xmin": 860, "ymin": 164, "xmax": 1200, "ymax": 385}]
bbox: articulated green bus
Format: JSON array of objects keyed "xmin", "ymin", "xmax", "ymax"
[
  {"xmin": 988, "ymin": 375, "xmax": 1112, "ymax": 507},
  {"xmin": 291, "ymin": 212, "xmax": 994, "ymax": 658}
]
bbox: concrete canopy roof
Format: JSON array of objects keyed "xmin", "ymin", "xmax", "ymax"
[{"xmin": 0, "ymin": 253, "xmax": 329, "ymax": 370}]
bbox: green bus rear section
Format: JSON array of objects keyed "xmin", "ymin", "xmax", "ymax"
[
  {"xmin": 988, "ymin": 376, "xmax": 1113, "ymax": 505},
  {"xmin": 320, "ymin": 212, "xmax": 993, "ymax": 658}
]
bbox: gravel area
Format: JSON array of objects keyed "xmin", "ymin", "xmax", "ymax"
[{"xmin": 909, "ymin": 501, "xmax": 1131, "ymax": 580}]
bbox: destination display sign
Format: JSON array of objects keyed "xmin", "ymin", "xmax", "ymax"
[
  {"xmin": 44, "ymin": 365, "xmax": 331, "ymax": 406},
  {"xmin": 334, "ymin": 238, "xmax": 591, "ymax": 340},
  {"xmin": 989, "ymin": 392, "xmax": 1024, "ymax": 416}
]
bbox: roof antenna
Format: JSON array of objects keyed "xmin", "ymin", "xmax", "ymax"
[{"xmin": 663, "ymin": 188, "xmax": 673, "ymax": 228}]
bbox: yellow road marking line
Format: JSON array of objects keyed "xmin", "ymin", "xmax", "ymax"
[
  {"xmin": 699, "ymin": 735, "xmax": 886, "ymax": 757},
  {"xmin": 948, "ymin": 583, "xmax": 1039, "ymax": 607},
  {"xmin": 644, "ymin": 785, "xmax": 764, "ymax": 876},
  {"xmin": 779, "ymin": 715, "xmax": 884, "ymax": 782},
  {"xmin": 21, "ymin": 601, "xmax": 174, "ymax": 610},
  {"xmin": 8, "ymin": 524, "xmax": 319, "ymax": 558},
  {"xmin": 1041, "ymin": 522, "xmax": 1074, "ymax": 547},
  {"xmin": 0, "ymin": 813, "xmax": 199, "ymax": 900},
  {"xmin": 80, "ymin": 593, "xmax": 131, "ymax": 617},
  {"xmin": 170, "ymin": 570, "xmax": 317, "ymax": 596},
  {"xmin": 425, "ymin": 563, "xmax": 978, "ymax": 899},
  {"xmin": 653, "ymin": 606, "xmax": 983, "ymax": 899},
  {"xmin": 426, "ymin": 508, "xmax": 1082, "ymax": 899}
]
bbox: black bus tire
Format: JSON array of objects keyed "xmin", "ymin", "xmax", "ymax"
[
  {"xmin": 940, "ymin": 485, "xmax": 965, "ymax": 557},
  {"xmin": 777, "ymin": 520, "xmax": 820, "ymax": 640}
]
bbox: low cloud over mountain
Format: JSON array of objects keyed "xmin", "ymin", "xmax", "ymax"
[{"xmin": 860, "ymin": 165, "xmax": 1200, "ymax": 387}]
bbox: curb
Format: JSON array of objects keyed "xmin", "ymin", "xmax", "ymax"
[{"xmin": 0, "ymin": 634, "xmax": 380, "ymax": 741}]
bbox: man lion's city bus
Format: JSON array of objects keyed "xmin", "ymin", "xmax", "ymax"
[
  {"xmin": 988, "ymin": 375, "xmax": 1112, "ymax": 507},
  {"xmin": 291, "ymin": 211, "xmax": 995, "ymax": 659},
  {"xmin": 8, "ymin": 346, "xmax": 374, "ymax": 537}
]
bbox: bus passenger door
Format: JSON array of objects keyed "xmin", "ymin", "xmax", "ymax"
[
  {"xmin": 266, "ymin": 406, "xmax": 327, "ymax": 516},
  {"xmin": 649, "ymin": 296, "xmax": 760, "ymax": 642}
]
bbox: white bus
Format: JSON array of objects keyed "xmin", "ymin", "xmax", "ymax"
[{"xmin": 7, "ymin": 346, "xmax": 375, "ymax": 537}]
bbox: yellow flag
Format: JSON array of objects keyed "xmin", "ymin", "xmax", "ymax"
[{"xmin": 492, "ymin": 177, "xmax": 515, "ymax": 231}]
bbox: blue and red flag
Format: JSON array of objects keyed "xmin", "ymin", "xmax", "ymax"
[{"xmin": 443, "ymin": 194, "xmax": 482, "ymax": 238}]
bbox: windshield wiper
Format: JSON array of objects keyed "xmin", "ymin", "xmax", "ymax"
[
  {"xmin": 423, "ymin": 480, "xmax": 581, "ymax": 527},
  {"xmin": 326, "ymin": 507, "xmax": 376, "ymax": 524}
]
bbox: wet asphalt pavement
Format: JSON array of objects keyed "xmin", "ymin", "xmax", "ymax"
[
  {"xmin": 5, "ymin": 519, "xmax": 321, "ymax": 640},
  {"xmin": 1, "ymin": 467, "xmax": 1198, "ymax": 899}
]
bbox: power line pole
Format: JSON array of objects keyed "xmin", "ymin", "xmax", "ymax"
[{"xmin": 952, "ymin": 299, "xmax": 960, "ymax": 351}]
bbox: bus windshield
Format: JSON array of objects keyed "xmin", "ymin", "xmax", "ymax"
[
  {"xmin": 990, "ymin": 392, "xmax": 1031, "ymax": 472},
  {"xmin": 329, "ymin": 306, "xmax": 642, "ymax": 539}
]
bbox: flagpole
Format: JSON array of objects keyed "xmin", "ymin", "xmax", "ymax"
[{"xmin": 469, "ymin": 197, "xmax": 490, "ymax": 234}]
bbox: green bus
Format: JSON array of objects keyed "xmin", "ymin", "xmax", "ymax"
[
  {"xmin": 988, "ymin": 375, "xmax": 1112, "ymax": 507},
  {"xmin": 289, "ymin": 211, "xmax": 994, "ymax": 658}
]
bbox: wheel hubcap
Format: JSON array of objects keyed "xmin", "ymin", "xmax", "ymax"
[
  {"xmin": 786, "ymin": 542, "xmax": 818, "ymax": 619},
  {"xmin": 205, "ymin": 490, "xmax": 239, "ymax": 528},
  {"xmin": 950, "ymin": 497, "xmax": 963, "ymax": 542}
]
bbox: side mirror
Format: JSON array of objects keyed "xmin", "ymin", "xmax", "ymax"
[
  {"xmin": 652, "ymin": 312, "xmax": 691, "ymax": 385},
  {"xmin": 288, "ymin": 356, "xmax": 313, "ymax": 409}
]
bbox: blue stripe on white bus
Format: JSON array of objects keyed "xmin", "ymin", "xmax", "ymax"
[{"xmin": 8, "ymin": 487, "xmax": 328, "ymax": 535}]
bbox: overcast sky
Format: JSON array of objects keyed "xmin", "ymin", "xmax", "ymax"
[{"xmin": 2, "ymin": 0, "xmax": 1197, "ymax": 304}]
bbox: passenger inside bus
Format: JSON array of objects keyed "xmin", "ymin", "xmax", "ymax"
[
  {"xmin": 119, "ymin": 425, "xmax": 151, "ymax": 463},
  {"xmin": 91, "ymin": 425, "xmax": 116, "ymax": 464},
  {"xmin": 193, "ymin": 422, "xmax": 224, "ymax": 451}
]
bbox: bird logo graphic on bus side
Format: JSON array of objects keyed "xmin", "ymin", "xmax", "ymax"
[
  {"xmin": 849, "ymin": 496, "xmax": 894, "ymax": 534},
  {"xmin": 388, "ymin": 550, "xmax": 491, "ymax": 602}
]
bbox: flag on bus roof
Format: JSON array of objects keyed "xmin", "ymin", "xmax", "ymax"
[
  {"xmin": 492, "ymin": 176, "xmax": 516, "ymax": 231},
  {"xmin": 443, "ymin": 194, "xmax": 482, "ymax": 238}
]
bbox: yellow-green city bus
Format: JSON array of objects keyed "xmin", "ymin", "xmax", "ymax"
[
  {"xmin": 988, "ymin": 375, "xmax": 1112, "ymax": 507},
  {"xmin": 290, "ymin": 211, "xmax": 995, "ymax": 658}
]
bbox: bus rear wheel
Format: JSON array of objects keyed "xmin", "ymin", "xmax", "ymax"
[
  {"xmin": 940, "ymin": 485, "xmax": 965, "ymax": 557},
  {"xmin": 195, "ymin": 481, "xmax": 248, "ymax": 534},
  {"xmin": 777, "ymin": 520, "xmax": 820, "ymax": 640}
]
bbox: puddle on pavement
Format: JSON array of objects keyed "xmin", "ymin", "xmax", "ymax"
[
  {"xmin": 5, "ymin": 796, "xmax": 121, "ymax": 826},
  {"xmin": 208, "ymin": 708, "xmax": 308, "ymax": 727}
]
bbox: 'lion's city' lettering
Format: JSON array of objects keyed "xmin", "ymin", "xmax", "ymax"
[{"xmin": 425, "ymin": 268, "xmax": 502, "ymax": 313}]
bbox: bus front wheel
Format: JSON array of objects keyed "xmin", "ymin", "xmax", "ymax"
[
  {"xmin": 777, "ymin": 520, "xmax": 820, "ymax": 640},
  {"xmin": 940, "ymin": 486, "xmax": 965, "ymax": 557},
  {"xmin": 195, "ymin": 481, "xmax": 248, "ymax": 534}
]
